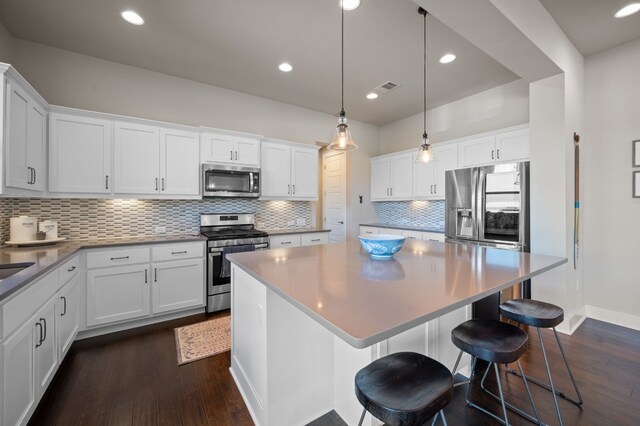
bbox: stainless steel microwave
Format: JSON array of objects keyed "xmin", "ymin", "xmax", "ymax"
[{"xmin": 202, "ymin": 164, "xmax": 260, "ymax": 198}]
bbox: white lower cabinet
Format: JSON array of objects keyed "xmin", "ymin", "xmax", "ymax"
[
  {"xmin": 359, "ymin": 226, "xmax": 445, "ymax": 242},
  {"xmin": 86, "ymin": 264, "xmax": 151, "ymax": 327},
  {"xmin": 57, "ymin": 274, "xmax": 80, "ymax": 360},
  {"xmin": 270, "ymin": 232, "xmax": 329, "ymax": 249},
  {"xmin": 34, "ymin": 296, "xmax": 58, "ymax": 399},
  {"xmin": 152, "ymin": 258, "xmax": 204, "ymax": 314}
]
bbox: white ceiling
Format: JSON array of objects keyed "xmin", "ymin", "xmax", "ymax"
[
  {"xmin": 540, "ymin": 0, "xmax": 640, "ymax": 56},
  {"xmin": 0, "ymin": 0, "xmax": 520, "ymax": 126}
]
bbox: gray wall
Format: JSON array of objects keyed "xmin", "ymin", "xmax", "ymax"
[{"xmin": 583, "ymin": 38, "xmax": 640, "ymax": 322}]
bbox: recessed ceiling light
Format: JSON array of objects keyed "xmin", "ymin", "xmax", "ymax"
[
  {"xmin": 339, "ymin": 0, "xmax": 361, "ymax": 11},
  {"xmin": 278, "ymin": 63, "xmax": 293, "ymax": 72},
  {"xmin": 366, "ymin": 92, "xmax": 378, "ymax": 100},
  {"xmin": 439, "ymin": 53, "xmax": 457, "ymax": 64},
  {"xmin": 614, "ymin": 3, "xmax": 640, "ymax": 18},
  {"xmin": 121, "ymin": 10, "xmax": 144, "ymax": 25}
]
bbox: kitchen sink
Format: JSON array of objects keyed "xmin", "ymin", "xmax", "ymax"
[{"xmin": 0, "ymin": 263, "xmax": 35, "ymax": 280}]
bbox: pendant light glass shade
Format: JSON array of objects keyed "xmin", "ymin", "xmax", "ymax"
[
  {"xmin": 328, "ymin": 3, "xmax": 358, "ymax": 152},
  {"xmin": 328, "ymin": 111, "xmax": 358, "ymax": 151},
  {"xmin": 416, "ymin": 132, "xmax": 434, "ymax": 163}
]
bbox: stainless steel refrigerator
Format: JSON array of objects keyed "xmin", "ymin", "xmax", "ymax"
[{"xmin": 445, "ymin": 161, "xmax": 530, "ymax": 305}]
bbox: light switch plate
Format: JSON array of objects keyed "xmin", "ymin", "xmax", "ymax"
[{"xmin": 155, "ymin": 226, "xmax": 167, "ymax": 235}]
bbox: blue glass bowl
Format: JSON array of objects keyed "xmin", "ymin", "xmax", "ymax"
[{"xmin": 358, "ymin": 234, "xmax": 406, "ymax": 260}]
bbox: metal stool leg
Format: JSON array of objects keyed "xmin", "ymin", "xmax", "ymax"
[
  {"xmin": 538, "ymin": 328, "xmax": 563, "ymax": 426},
  {"xmin": 431, "ymin": 410, "xmax": 448, "ymax": 426},
  {"xmin": 452, "ymin": 350, "xmax": 469, "ymax": 388},
  {"xmin": 357, "ymin": 408, "xmax": 366, "ymax": 426},
  {"xmin": 507, "ymin": 327, "xmax": 583, "ymax": 407},
  {"xmin": 479, "ymin": 361, "xmax": 543, "ymax": 424},
  {"xmin": 464, "ymin": 362, "xmax": 513, "ymax": 426}
]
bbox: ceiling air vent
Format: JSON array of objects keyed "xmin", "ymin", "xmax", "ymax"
[{"xmin": 374, "ymin": 81, "xmax": 400, "ymax": 94}]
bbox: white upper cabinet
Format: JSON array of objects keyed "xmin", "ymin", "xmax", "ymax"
[
  {"xmin": 433, "ymin": 145, "xmax": 458, "ymax": 198},
  {"xmin": 160, "ymin": 128, "xmax": 200, "ymax": 195},
  {"xmin": 49, "ymin": 113, "xmax": 113, "ymax": 193},
  {"xmin": 370, "ymin": 152, "xmax": 413, "ymax": 201},
  {"xmin": 413, "ymin": 155, "xmax": 437, "ymax": 198},
  {"xmin": 458, "ymin": 126, "xmax": 530, "ymax": 167},
  {"xmin": 261, "ymin": 140, "xmax": 318, "ymax": 200},
  {"xmin": 414, "ymin": 144, "xmax": 459, "ymax": 199},
  {"xmin": 495, "ymin": 127, "xmax": 530, "ymax": 162},
  {"xmin": 114, "ymin": 122, "xmax": 160, "ymax": 194},
  {"xmin": 201, "ymin": 132, "xmax": 260, "ymax": 167},
  {"xmin": 5, "ymin": 78, "xmax": 47, "ymax": 192}
]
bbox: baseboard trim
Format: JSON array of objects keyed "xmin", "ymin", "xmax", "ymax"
[{"xmin": 585, "ymin": 305, "xmax": 640, "ymax": 332}]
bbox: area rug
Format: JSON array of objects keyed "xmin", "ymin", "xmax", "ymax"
[{"xmin": 174, "ymin": 316, "xmax": 231, "ymax": 365}]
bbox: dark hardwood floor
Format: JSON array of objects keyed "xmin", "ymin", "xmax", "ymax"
[{"xmin": 30, "ymin": 315, "xmax": 640, "ymax": 425}]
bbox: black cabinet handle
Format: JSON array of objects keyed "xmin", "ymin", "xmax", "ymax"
[
  {"xmin": 154, "ymin": 268, "xmax": 158, "ymax": 282},
  {"xmin": 161, "ymin": 178, "xmax": 165, "ymax": 191},
  {"xmin": 491, "ymin": 150, "xmax": 495, "ymax": 160},
  {"xmin": 35, "ymin": 321, "xmax": 43, "ymax": 347},
  {"xmin": 497, "ymin": 149, "xmax": 500, "ymax": 159},
  {"xmin": 145, "ymin": 269, "xmax": 148, "ymax": 283},
  {"xmin": 61, "ymin": 296, "xmax": 67, "ymax": 316},
  {"xmin": 33, "ymin": 168, "xmax": 36, "ymax": 184},
  {"xmin": 230, "ymin": 150, "xmax": 233, "ymax": 160},
  {"xmin": 172, "ymin": 251, "xmax": 188, "ymax": 255},
  {"xmin": 110, "ymin": 256, "xmax": 130, "ymax": 261},
  {"xmin": 68, "ymin": 266, "xmax": 76, "ymax": 272},
  {"xmin": 41, "ymin": 318, "xmax": 47, "ymax": 343},
  {"xmin": 106, "ymin": 175, "xmax": 109, "ymax": 189},
  {"xmin": 311, "ymin": 239, "xmax": 321, "ymax": 242},
  {"xmin": 235, "ymin": 151, "xmax": 238, "ymax": 161},
  {"xmin": 155, "ymin": 178, "xmax": 159, "ymax": 191},
  {"xmin": 434, "ymin": 184, "xmax": 437, "ymax": 193},
  {"xmin": 281, "ymin": 241, "xmax": 291, "ymax": 245}
]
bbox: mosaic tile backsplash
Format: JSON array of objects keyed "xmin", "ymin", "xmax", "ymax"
[
  {"xmin": 378, "ymin": 200, "xmax": 445, "ymax": 230},
  {"xmin": 0, "ymin": 198, "xmax": 312, "ymax": 244}
]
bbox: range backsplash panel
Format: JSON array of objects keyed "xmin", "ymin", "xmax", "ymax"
[
  {"xmin": 377, "ymin": 200, "xmax": 445, "ymax": 230},
  {"xmin": 0, "ymin": 198, "xmax": 312, "ymax": 244}
]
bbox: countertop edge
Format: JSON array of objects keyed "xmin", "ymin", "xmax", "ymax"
[
  {"xmin": 359, "ymin": 223, "xmax": 445, "ymax": 234},
  {"xmin": 261, "ymin": 228, "xmax": 331, "ymax": 236}
]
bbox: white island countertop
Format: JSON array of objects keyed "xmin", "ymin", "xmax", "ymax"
[{"xmin": 228, "ymin": 239, "xmax": 566, "ymax": 349}]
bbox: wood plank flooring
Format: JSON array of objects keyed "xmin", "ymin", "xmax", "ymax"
[{"xmin": 29, "ymin": 315, "xmax": 640, "ymax": 425}]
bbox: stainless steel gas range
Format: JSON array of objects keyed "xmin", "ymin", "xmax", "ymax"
[{"xmin": 200, "ymin": 213, "xmax": 269, "ymax": 313}]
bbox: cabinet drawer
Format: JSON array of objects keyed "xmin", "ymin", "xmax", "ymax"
[
  {"xmin": 269, "ymin": 235, "xmax": 301, "ymax": 248},
  {"xmin": 152, "ymin": 242, "xmax": 204, "ymax": 262},
  {"xmin": 422, "ymin": 232, "xmax": 445, "ymax": 242},
  {"xmin": 301, "ymin": 233, "xmax": 329, "ymax": 246},
  {"xmin": 86, "ymin": 247, "xmax": 150, "ymax": 269},
  {"xmin": 401, "ymin": 230, "xmax": 423, "ymax": 240},
  {"xmin": 59, "ymin": 255, "xmax": 81, "ymax": 285},
  {"xmin": 359, "ymin": 226, "xmax": 379, "ymax": 235},
  {"xmin": 1, "ymin": 271, "xmax": 58, "ymax": 341}
]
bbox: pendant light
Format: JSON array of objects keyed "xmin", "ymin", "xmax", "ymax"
[
  {"xmin": 328, "ymin": 3, "xmax": 358, "ymax": 151},
  {"xmin": 416, "ymin": 7, "xmax": 433, "ymax": 163}
]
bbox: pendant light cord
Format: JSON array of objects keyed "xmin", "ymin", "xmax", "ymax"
[
  {"xmin": 423, "ymin": 9, "xmax": 427, "ymax": 137},
  {"xmin": 341, "ymin": 4, "xmax": 345, "ymax": 114}
]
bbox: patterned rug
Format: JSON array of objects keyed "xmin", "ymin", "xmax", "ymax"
[{"xmin": 174, "ymin": 316, "xmax": 231, "ymax": 365}]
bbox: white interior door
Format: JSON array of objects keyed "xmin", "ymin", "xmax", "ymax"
[{"xmin": 323, "ymin": 151, "xmax": 347, "ymax": 243}]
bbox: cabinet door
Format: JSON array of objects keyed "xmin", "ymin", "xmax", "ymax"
[
  {"xmin": 5, "ymin": 80, "xmax": 30, "ymax": 190},
  {"xmin": 370, "ymin": 158, "xmax": 391, "ymax": 200},
  {"xmin": 401, "ymin": 230, "xmax": 423, "ymax": 240},
  {"xmin": 390, "ymin": 153, "xmax": 414, "ymax": 199},
  {"xmin": 26, "ymin": 101, "xmax": 46, "ymax": 192},
  {"xmin": 269, "ymin": 235, "xmax": 301, "ymax": 248},
  {"xmin": 152, "ymin": 258, "xmax": 204, "ymax": 314},
  {"xmin": 86, "ymin": 265, "xmax": 151, "ymax": 327},
  {"xmin": 114, "ymin": 122, "xmax": 160, "ymax": 194},
  {"xmin": 359, "ymin": 226, "xmax": 379, "ymax": 235},
  {"xmin": 34, "ymin": 296, "xmax": 58, "ymax": 399},
  {"xmin": 1, "ymin": 318, "xmax": 36, "ymax": 426},
  {"xmin": 202, "ymin": 133, "xmax": 235, "ymax": 164},
  {"xmin": 235, "ymin": 137, "xmax": 260, "ymax": 166},
  {"xmin": 458, "ymin": 136, "xmax": 496, "ymax": 167},
  {"xmin": 58, "ymin": 275, "xmax": 80, "ymax": 360},
  {"xmin": 291, "ymin": 146, "xmax": 318, "ymax": 199},
  {"xmin": 495, "ymin": 128, "xmax": 530, "ymax": 162},
  {"xmin": 49, "ymin": 113, "xmax": 113, "ymax": 193},
  {"xmin": 433, "ymin": 145, "xmax": 458, "ymax": 198},
  {"xmin": 261, "ymin": 142, "xmax": 291, "ymax": 197},
  {"xmin": 413, "ymin": 153, "xmax": 437, "ymax": 198},
  {"xmin": 160, "ymin": 128, "xmax": 200, "ymax": 195},
  {"xmin": 422, "ymin": 232, "xmax": 445, "ymax": 242}
]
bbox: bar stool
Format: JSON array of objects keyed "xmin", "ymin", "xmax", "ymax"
[
  {"xmin": 355, "ymin": 352, "xmax": 453, "ymax": 426},
  {"xmin": 451, "ymin": 319, "xmax": 541, "ymax": 425},
  {"xmin": 500, "ymin": 299, "xmax": 583, "ymax": 426}
]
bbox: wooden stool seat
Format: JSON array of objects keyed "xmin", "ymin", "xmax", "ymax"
[
  {"xmin": 451, "ymin": 319, "xmax": 528, "ymax": 364},
  {"xmin": 500, "ymin": 298, "xmax": 564, "ymax": 328},
  {"xmin": 355, "ymin": 352, "xmax": 453, "ymax": 426}
]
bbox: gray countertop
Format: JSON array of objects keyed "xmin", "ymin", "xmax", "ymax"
[
  {"xmin": 0, "ymin": 234, "xmax": 206, "ymax": 303},
  {"xmin": 228, "ymin": 240, "xmax": 566, "ymax": 348},
  {"xmin": 261, "ymin": 227, "xmax": 331, "ymax": 236},
  {"xmin": 360, "ymin": 223, "xmax": 445, "ymax": 234}
]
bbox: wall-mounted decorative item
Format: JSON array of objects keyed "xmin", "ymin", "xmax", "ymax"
[
  {"xmin": 633, "ymin": 140, "xmax": 640, "ymax": 167},
  {"xmin": 634, "ymin": 171, "xmax": 640, "ymax": 198}
]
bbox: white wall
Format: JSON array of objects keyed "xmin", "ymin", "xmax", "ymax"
[
  {"xmin": 0, "ymin": 22, "xmax": 12, "ymax": 62},
  {"xmin": 582, "ymin": 38, "xmax": 640, "ymax": 326},
  {"xmin": 6, "ymin": 36, "xmax": 381, "ymax": 240},
  {"xmin": 379, "ymin": 79, "xmax": 529, "ymax": 154}
]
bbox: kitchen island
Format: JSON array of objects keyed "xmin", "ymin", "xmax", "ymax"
[{"xmin": 228, "ymin": 239, "xmax": 566, "ymax": 426}]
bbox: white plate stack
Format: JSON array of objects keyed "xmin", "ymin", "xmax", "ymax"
[{"xmin": 10, "ymin": 216, "xmax": 38, "ymax": 242}]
